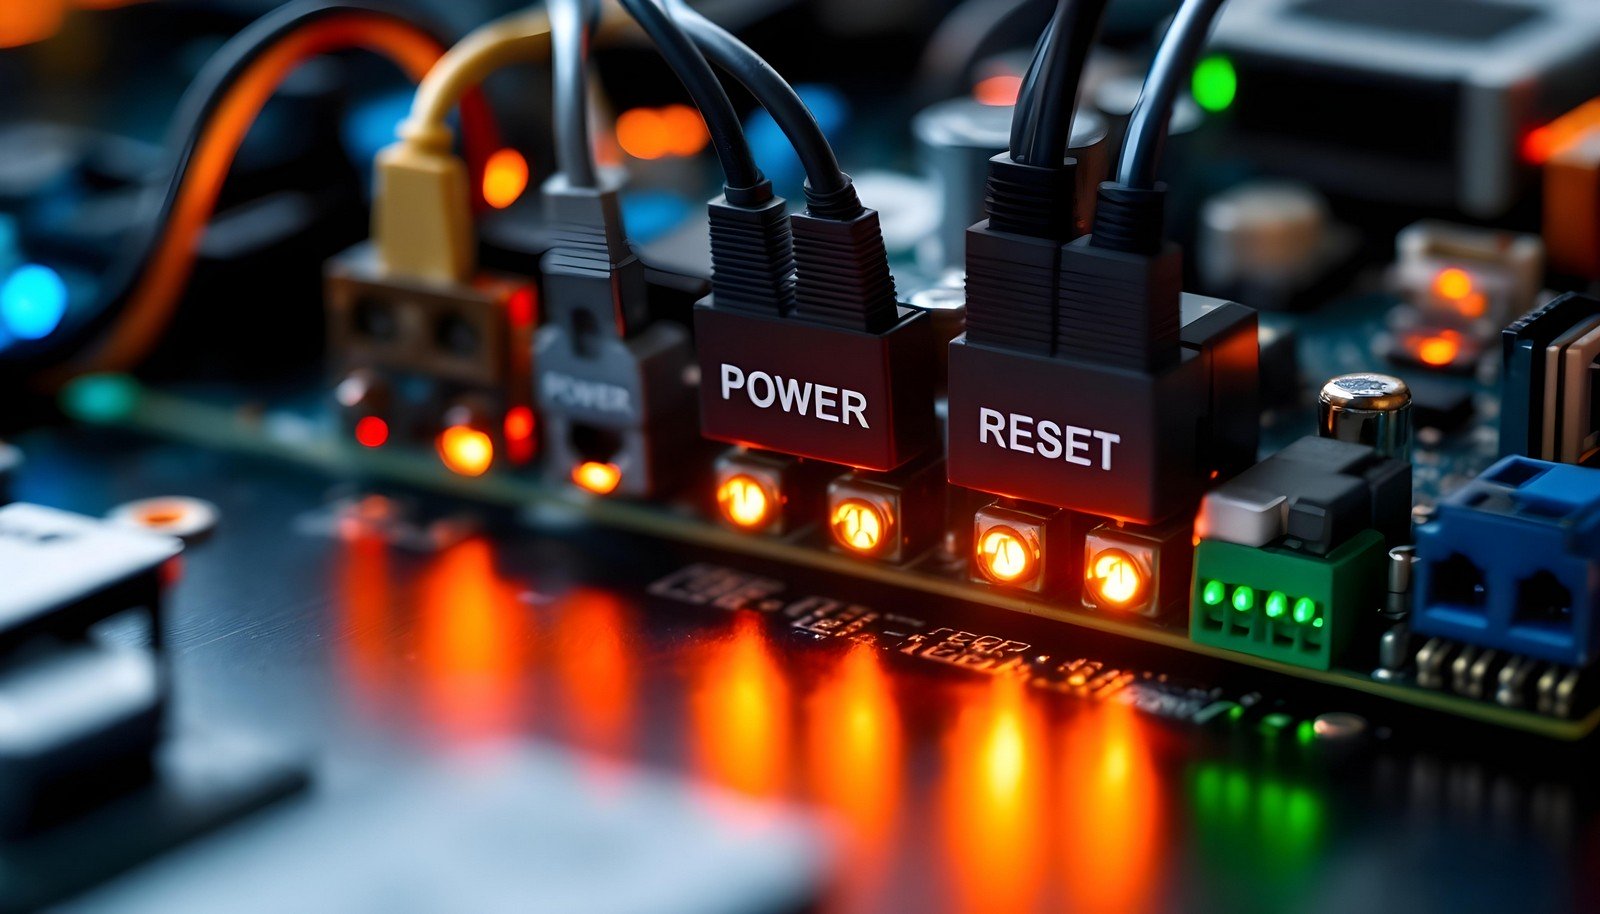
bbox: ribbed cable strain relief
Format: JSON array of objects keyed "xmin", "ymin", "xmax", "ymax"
[
  {"xmin": 707, "ymin": 195, "xmax": 796, "ymax": 316},
  {"xmin": 803, "ymin": 175, "xmax": 865, "ymax": 221},
  {"xmin": 1089, "ymin": 182, "xmax": 1166, "ymax": 254},
  {"xmin": 790, "ymin": 208, "xmax": 900, "ymax": 334},
  {"xmin": 983, "ymin": 155, "xmax": 1078, "ymax": 241},
  {"xmin": 722, "ymin": 179, "xmax": 774, "ymax": 208}
]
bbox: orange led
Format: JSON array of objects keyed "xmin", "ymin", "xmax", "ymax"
[
  {"xmin": 659, "ymin": 104, "xmax": 710, "ymax": 156},
  {"xmin": 831, "ymin": 499, "xmax": 886, "ymax": 554},
  {"xmin": 354, "ymin": 415, "xmax": 389, "ymax": 448},
  {"xmin": 437, "ymin": 425, "xmax": 494, "ymax": 476},
  {"xmin": 0, "ymin": 0, "xmax": 65, "ymax": 48},
  {"xmin": 974, "ymin": 74, "xmax": 1023, "ymax": 107},
  {"xmin": 1432, "ymin": 267, "xmax": 1473, "ymax": 300},
  {"xmin": 616, "ymin": 105, "xmax": 709, "ymax": 160},
  {"xmin": 482, "ymin": 148, "xmax": 529, "ymax": 209},
  {"xmin": 572, "ymin": 461, "xmax": 622, "ymax": 495},
  {"xmin": 717, "ymin": 474, "xmax": 775, "ymax": 529},
  {"xmin": 977, "ymin": 526, "xmax": 1037, "ymax": 584},
  {"xmin": 1416, "ymin": 332, "xmax": 1461, "ymax": 367},
  {"xmin": 1086, "ymin": 549, "xmax": 1144, "ymax": 608}
]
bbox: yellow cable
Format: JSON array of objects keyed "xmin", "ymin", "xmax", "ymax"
[{"xmin": 373, "ymin": 4, "xmax": 630, "ymax": 282}]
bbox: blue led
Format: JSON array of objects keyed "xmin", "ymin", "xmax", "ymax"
[
  {"xmin": 341, "ymin": 90, "xmax": 415, "ymax": 180},
  {"xmin": 621, "ymin": 191, "xmax": 691, "ymax": 245},
  {"xmin": 0, "ymin": 264, "xmax": 68, "ymax": 340}
]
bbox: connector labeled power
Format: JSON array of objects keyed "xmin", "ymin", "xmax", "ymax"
[
  {"xmin": 535, "ymin": 172, "xmax": 697, "ymax": 497},
  {"xmin": 695, "ymin": 203, "xmax": 937, "ymax": 472}
]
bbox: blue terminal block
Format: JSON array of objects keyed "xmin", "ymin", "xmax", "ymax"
[{"xmin": 1413, "ymin": 457, "xmax": 1600, "ymax": 666}]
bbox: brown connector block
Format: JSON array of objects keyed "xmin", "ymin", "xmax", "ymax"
[{"xmin": 324, "ymin": 243, "xmax": 538, "ymax": 468}]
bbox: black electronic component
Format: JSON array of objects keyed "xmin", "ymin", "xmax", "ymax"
[
  {"xmin": 1198, "ymin": 436, "xmax": 1412, "ymax": 556},
  {"xmin": 1409, "ymin": 377, "xmax": 1475, "ymax": 434},
  {"xmin": 1500, "ymin": 292, "xmax": 1600, "ymax": 465},
  {"xmin": 0, "ymin": 503, "xmax": 179, "ymax": 836},
  {"xmin": 1211, "ymin": 0, "xmax": 1600, "ymax": 217}
]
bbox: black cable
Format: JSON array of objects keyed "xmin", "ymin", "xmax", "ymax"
[
  {"xmin": 616, "ymin": 0, "xmax": 766, "ymax": 195},
  {"xmin": 662, "ymin": 0, "xmax": 852, "ymax": 203},
  {"xmin": 1009, "ymin": 0, "xmax": 1108, "ymax": 167},
  {"xmin": 1, "ymin": 0, "xmax": 455, "ymax": 370},
  {"xmin": 1115, "ymin": 0, "xmax": 1227, "ymax": 189},
  {"xmin": 550, "ymin": 0, "xmax": 598, "ymax": 187}
]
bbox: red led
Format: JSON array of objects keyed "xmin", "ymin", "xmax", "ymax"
[
  {"xmin": 504, "ymin": 406, "xmax": 536, "ymax": 463},
  {"xmin": 508, "ymin": 287, "xmax": 536, "ymax": 328},
  {"xmin": 355, "ymin": 415, "xmax": 389, "ymax": 448}
]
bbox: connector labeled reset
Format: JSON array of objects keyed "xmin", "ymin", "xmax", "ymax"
[{"xmin": 948, "ymin": 291, "xmax": 1257, "ymax": 525}]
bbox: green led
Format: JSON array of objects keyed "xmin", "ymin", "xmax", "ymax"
[
  {"xmin": 1264, "ymin": 591, "xmax": 1287, "ymax": 619},
  {"xmin": 1312, "ymin": 617, "xmax": 1325, "ymax": 628},
  {"xmin": 1231, "ymin": 585, "xmax": 1255, "ymax": 612},
  {"xmin": 1292, "ymin": 597, "xmax": 1317, "ymax": 625},
  {"xmin": 1202, "ymin": 579, "xmax": 1226, "ymax": 606},
  {"xmin": 1192, "ymin": 55, "xmax": 1238, "ymax": 113},
  {"xmin": 60, "ymin": 373, "xmax": 141, "ymax": 423},
  {"xmin": 1297, "ymin": 720, "xmax": 1316, "ymax": 746}
]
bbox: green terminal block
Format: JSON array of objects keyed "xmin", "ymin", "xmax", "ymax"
[{"xmin": 1190, "ymin": 529, "xmax": 1386, "ymax": 671}]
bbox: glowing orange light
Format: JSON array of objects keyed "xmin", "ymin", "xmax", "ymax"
[
  {"xmin": 942, "ymin": 677, "xmax": 1046, "ymax": 914},
  {"xmin": 717, "ymin": 474, "xmax": 775, "ymax": 529},
  {"xmin": 1087, "ymin": 549, "xmax": 1145, "ymax": 608},
  {"xmin": 0, "ymin": 0, "xmax": 65, "ymax": 48},
  {"xmin": 354, "ymin": 415, "xmax": 389, "ymax": 448},
  {"xmin": 831, "ymin": 498, "xmax": 887, "ymax": 553},
  {"xmin": 1520, "ymin": 99, "xmax": 1600, "ymax": 165},
  {"xmin": 415, "ymin": 539, "xmax": 528, "ymax": 742},
  {"xmin": 572, "ymin": 461, "xmax": 622, "ymax": 495},
  {"xmin": 659, "ymin": 104, "xmax": 710, "ymax": 156},
  {"xmin": 690, "ymin": 613, "xmax": 790, "ymax": 799},
  {"xmin": 1432, "ymin": 267, "xmax": 1473, "ymax": 300},
  {"xmin": 437, "ymin": 424, "xmax": 494, "ymax": 476},
  {"xmin": 481, "ymin": 148, "xmax": 529, "ymax": 209},
  {"xmin": 616, "ymin": 105, "xmax": 708, "ymax": 160},
  {"xmin": 974, "ymin": 74, "xmax": 1023, "ymax": 106},
  {"xmin": 978, "ymin": 526, "xmax": 1037, "ymax": 584},
  {"xmin": 1416, "ymin": 332, "xmax": 1461, "ymax": 367}
]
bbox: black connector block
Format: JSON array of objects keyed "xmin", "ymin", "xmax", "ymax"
[
  {"xmin": 696, "ymin": 302, "xmax": 937, "ymax": 472},
  {"xmin": 1055, "ymin": 236, "xmax": 1182, "ymax": 372},
  {"xmin": 536, "ymin": 322, "xmax": 696, "ymax": 497},
  {"xmin": 706, "ymin": 193, "xmax": 794, "ymax": 317},
  {"xmin": 790, "ymin": 208, "xmax": 900, "ymax": 334},
  {"xmin": 963, "ymin": 223, "xmax": 1059, "ymax": 356},
  {"xmin": 947, "ymin": 292, "xmax": 1259, "ymax": 526}
]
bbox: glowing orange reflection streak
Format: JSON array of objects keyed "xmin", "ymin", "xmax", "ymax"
[
  {"xmin": 552, "ymin": 588, "xmax": 637, "ymax": 759},
  {"xmin": 805, "ymin": 643, "xmax": 903, "ymax": 914},
  {"xmin": 334, "ymin": 530, "xmax": 399, "ymax": 718},
  {"xmin": 688, "ymin": 613, "xmax": 791, "ymax": 801},
  {"xmin": 939, "ymin": 676, "xmax": 1048, "ymax": 914},
  {"xmin": 414, "ymin": 538, "xmax": 531, "ymax": 743},
  {"xmin": 1057, "ymin": 703, "xmax": 1166, "ymax": 914}
]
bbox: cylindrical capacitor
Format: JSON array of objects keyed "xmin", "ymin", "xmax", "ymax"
[
  {"xmin": 913, "ymin": 98, "xmax": 1107, "ymax": 271},
  {"xmin": 1318, "ymin": 373, "xmax": 1413, "ymax": 460}
]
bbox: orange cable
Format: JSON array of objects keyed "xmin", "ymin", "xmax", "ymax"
[{"xmin": 70, "ymin": 14, "xmax": 489, "ymax": 376}]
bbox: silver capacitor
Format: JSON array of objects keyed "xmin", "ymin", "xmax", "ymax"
[
  {"xmin": 1318, "ymin": 373, "xmax": 1413, "ymax": 460},
  {"xmin": 913, "ymin": 98, "xmax": 1106, "ymax": 271}
]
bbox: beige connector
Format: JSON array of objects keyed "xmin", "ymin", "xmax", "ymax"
[{"xmin": 372, "ymin": 139, "xmax": 476, "ymax": 284}]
